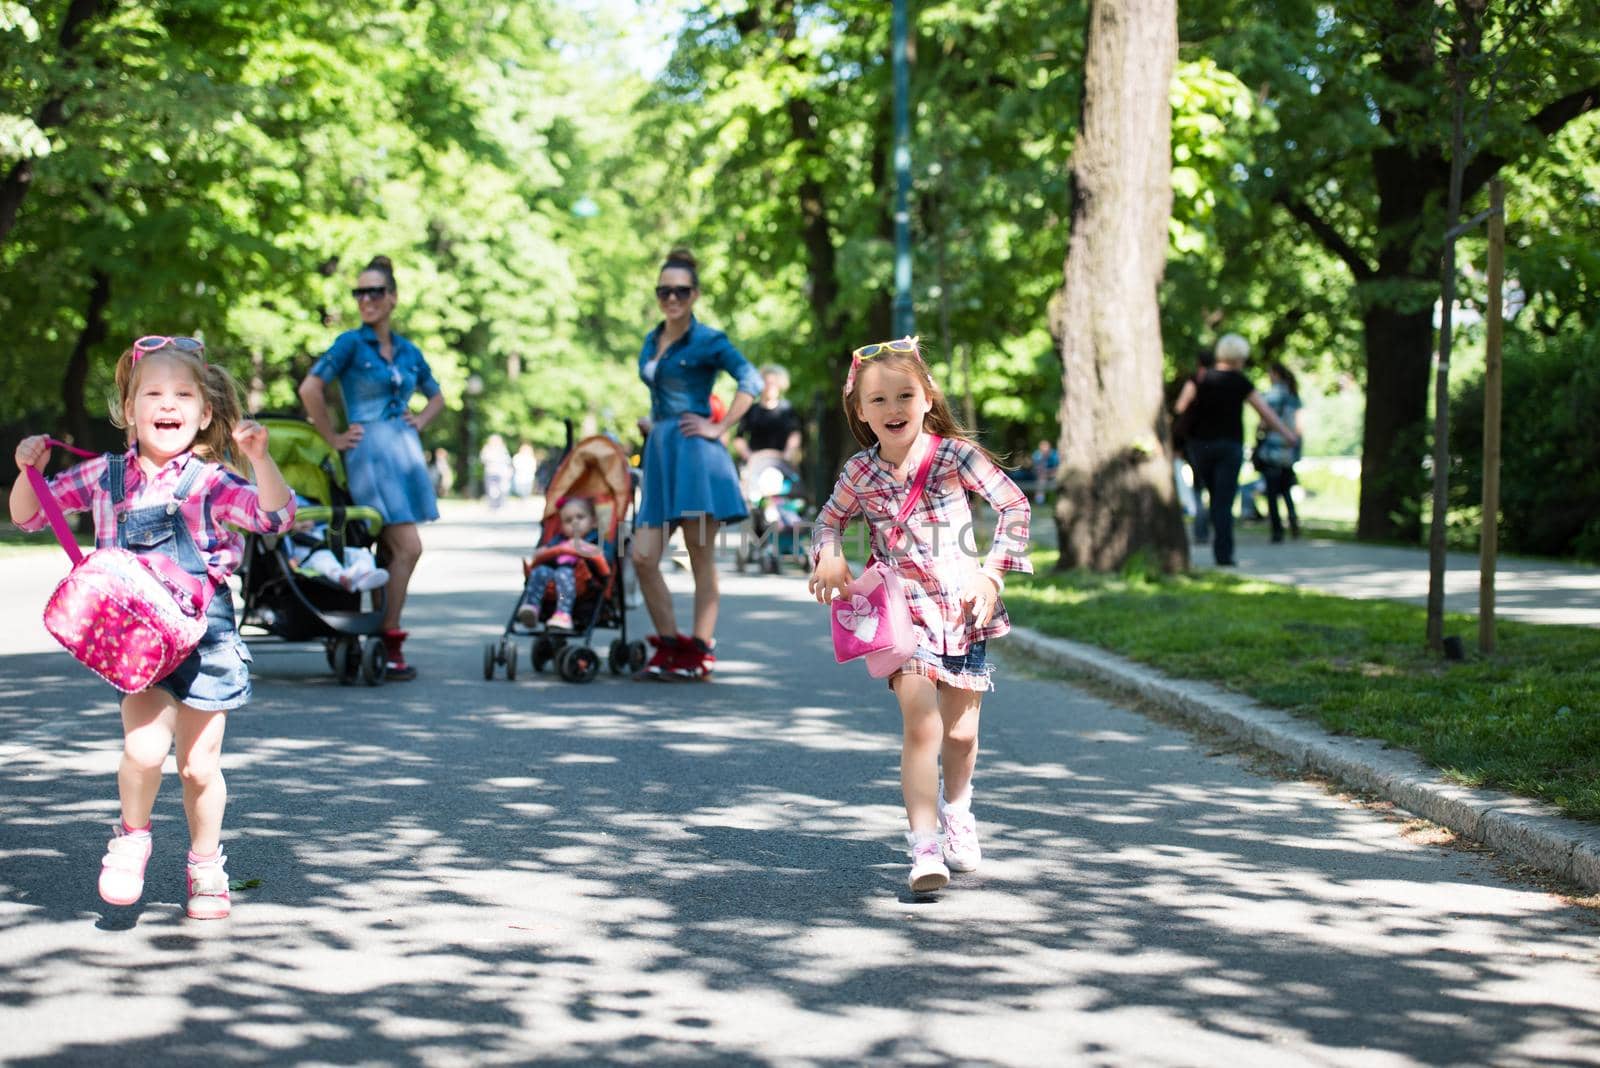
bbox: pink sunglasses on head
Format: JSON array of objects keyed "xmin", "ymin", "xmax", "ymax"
[{"xmin": 131, "ymin": 336, "xmax": 206, "ymax": 365}]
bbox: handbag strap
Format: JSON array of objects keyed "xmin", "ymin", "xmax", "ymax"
[
  {"xmin": 23, "ymin": 437, "xmax": 101, "ymax": 566},
  {"xmin": 884, "ymin": 434, "xmax": 941, "ymax": 551}
]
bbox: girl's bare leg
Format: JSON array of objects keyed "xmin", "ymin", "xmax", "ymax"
[
  {"xmin": 379, "ymin": 522, "xmax": 422, "ymax": 631},
  {"xmin": 119, "ymin": 689, "xmax": 179, "ymax": 828},
  {"xmin": 630, "ymin": 525, "xmax": 678, "ymax": 635},
  {"xmin": 174, "ymin": 704, "xmax": 229, "ymax": 856},
  {"xmin": 893, "ymin": 673, "xmax": 943, "ymax": 835},
  {"xmin": 937, "ymin": 686, "xmax": 983, "ymax": 805}
]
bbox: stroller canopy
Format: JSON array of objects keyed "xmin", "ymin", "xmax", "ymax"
[{"xmin": 543, "ymin": 436, "xmax": 634, "ymax": 522}]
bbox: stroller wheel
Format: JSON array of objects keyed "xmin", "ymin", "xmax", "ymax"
[
  {"xmin": 531, "ymin": 635, "xmax": 556, "ymax": 673},
  {"xmin": 627, "ymin": 640, "xmax": 648, "ymax": 672},
  {"xmin": 503, "ymin": 639, "xmax": 518, "ymax": 681},
  {"xmin": 483, "ymin": 641, "xmax": 497, "ymax": 680},
  {"xmin": 324, "ymin": 639, "xmax": 339, "ymax": 672},
  {"xmin": 334, "ymin": 637, "xmax": 360, "ymax": 685},
  {"xmin": 559, "ymin": 645, "xmax": 600, "ymax": 684},
  {"xmin": 361, "ymin": 637, "xmax": 387, "ymax": 685},
  {"xmin": 763, "ymin": 552, "xmax": 780, "ymax": 575},
  {"xmin": 608, "ymin": 638, "xmax": 629, "ymax": 675}
]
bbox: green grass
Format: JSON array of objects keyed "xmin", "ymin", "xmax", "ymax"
[{"xmin": 1007, "ymin": 551, "xmax": 1600, "ymax": 823}]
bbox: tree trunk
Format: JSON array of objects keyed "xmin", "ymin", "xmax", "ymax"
[
  {"xmin": 63, "ymin": 269, "xmax": 112, "ymax": 445},
  {"xmin": 1357, "ymin": 301, "xmax": 1432, "ymax": 540},
  {"xmin": 1050, "ymin": 0, "xmax": 1185, "ymax": 572}
]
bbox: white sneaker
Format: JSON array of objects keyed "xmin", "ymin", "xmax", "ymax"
[
  {"xmin": 939, "ymin": 803, "xmax": 982, "ymax": 873},
  {"xmin": 907, "ymin": 836, "xmax": 949, "ymax": 894}
]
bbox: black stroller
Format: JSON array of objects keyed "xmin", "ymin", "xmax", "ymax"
[
  {"xmin": 237, "ymin": 419, "xmax": 391, "ymax": 684},
  {"xmin": 734, "ymin": 449, "xmax": 809, "ymax": 574},
  {"xmin": 483, "ymin": 435, "xmax": 645, "ymax": 683}
]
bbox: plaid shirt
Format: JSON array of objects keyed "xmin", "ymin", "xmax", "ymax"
[
  {"xmin": 17, "ymin": 447, "xmax": 296, "ymax": 586},
  {"xmin": 813, "ymin": 436, "xmax": 1032, "ymax": 656}
]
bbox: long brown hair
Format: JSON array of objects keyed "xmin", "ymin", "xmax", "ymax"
[
  {"xmin": 111, "ymin": 345, "xmax": 246, "ymax": 470},
  {"xmin": 842, "ymin": 348, "xmax": 1009, "ymax": 467}
]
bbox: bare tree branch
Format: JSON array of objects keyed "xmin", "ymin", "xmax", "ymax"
[{"xmin": 1273, "ymin": 192, "xmax": 1377, "ymax": 282}]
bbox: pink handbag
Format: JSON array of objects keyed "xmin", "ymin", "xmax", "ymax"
[
  {"xmin": 830, "ymin": 436, "xmax": 939, "ymax": 678},
  {"xmin": 27, "ymin": 442, "xmax": 213, "ymax": 694}
]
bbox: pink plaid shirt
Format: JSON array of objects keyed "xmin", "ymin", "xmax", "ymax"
[
  {"xmin": 16, "ymin": 447, "xmax": 295, "ymax": 586},
  {"xmin": 813, "ymin": 436, "xmax": 1032, "ymax": 656}
]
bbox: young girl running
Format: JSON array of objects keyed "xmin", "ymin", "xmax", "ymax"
[
  {"xmin": 10, "ymin": 336, "xmax": 294, "ymax": 919},
  {"xmin": 809, "ymin": 337, "xmax": 1032, "ymax": 893}
]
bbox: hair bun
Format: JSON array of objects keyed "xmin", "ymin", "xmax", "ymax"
[
  {"xmin": 366, "ymin": 254, "xmax": 394, "ymax": 273},
  {"xmin": 665, "ymin": 247, "xmax": 697, "ymax": 271}
]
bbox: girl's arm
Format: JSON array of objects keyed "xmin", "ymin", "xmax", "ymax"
[
  {"xmin": 808, "ymin": 472, "xmax": 861, "ymax": 604},
  {"xmin": 956, "ymin": 442, "xmax": 1034, "ymax": 586},
  {"xmin": 9, "ymin": 435, "xmax": 48, "ymax": 526}
]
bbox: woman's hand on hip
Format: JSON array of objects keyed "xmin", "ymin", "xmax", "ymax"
[
  {"xmin": 403, "ymin": 412, "xmax": 428, "ymax": 431},
  {"xmin": 677, "ymin": 413, "xmax": 722, "ymax": 440},
  {"xmin": 332, "ymin": 425, "xmax": 364, "ymax": 451}
]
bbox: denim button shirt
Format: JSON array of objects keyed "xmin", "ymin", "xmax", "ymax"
[
  {"xmin": 311, "ymin": 326, "xmax": 441, "ymax": 423},
  {"xmin": 639, "ymin": 318, "xmax": 764, "ymax": 423}
]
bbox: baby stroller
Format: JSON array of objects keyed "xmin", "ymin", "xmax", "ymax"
[
  {"xmin": 237, "ymin": 419, "xmax": 391, "ymax": 684},
  {"xmin": 484, "ymin": 434, "xmax": 645, "ymax": 684},
  {"xmin": 734, "ymin": 449, "xmax": 809, "ymax": 574}
]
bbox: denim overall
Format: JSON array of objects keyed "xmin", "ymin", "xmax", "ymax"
[{"xmin": 107, "ymin": 453, "xmax": 251, "ymax": 710}]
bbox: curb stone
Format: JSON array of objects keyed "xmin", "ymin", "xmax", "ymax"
[{"xmin": 1008, "ymin": 625, "xmax": 1600, "ymax": 895}]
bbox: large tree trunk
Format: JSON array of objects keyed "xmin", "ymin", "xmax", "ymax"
[
  {"xmin": 1050, "ymin": 0, "xmax": 1186, "ymax": 572},
  {"xmin": 63, "ymin": 269, "xmax": 111, "ymax": 445}
]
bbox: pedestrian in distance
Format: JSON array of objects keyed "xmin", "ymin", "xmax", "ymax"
[
  {"xmin": 809, "ymin": 336, "xmax": 1032, "ymax": 894},
  {"xmin": 298, "ymin": 255, "xmax": 446, "ymax": 680},
  {"xmin": 1256, "ymin": 361, "xmax": 1305, "ymax": 542},
  {"xmin": 1172, "ymin": 333, "xmax": 1298, "ymax": 566},
  {"xmin": 10, "ymin": 336, "xmax": 295, "ymax": 920},
  {"xmin": 1029, "ymin": 438, "xmax": 1058, "ymax": 505},
  {"xmin": 1170, "ymin": 345, "xmax": 1214, "ymax": 543},
  {"xmin": 731, "ymin": 364, "xmax": 804, "ymax": 467},
  {"xmin": 631, "ymin": 247, "xmax": 765, "ymax": 680}
]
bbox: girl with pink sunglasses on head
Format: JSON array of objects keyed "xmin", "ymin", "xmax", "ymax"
[
  {"xmin": 11, "ymin": 336, "xmax": 294, "ymax": 919},
  {"xmin": 809, "ymin": 337, "xmax": 1032, "ymax": 895}
]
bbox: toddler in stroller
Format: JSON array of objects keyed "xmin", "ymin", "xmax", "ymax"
[
  {"xmin": 484, "ymin": 435, "xmax": 645, "ymax": 684},
  {"xmin": 736, "ymin": 449, "xmax": 808, "ymax": 574},
  {"xmin": 237, "ymin": 419, "xmax": 390, "ymax": 684}
]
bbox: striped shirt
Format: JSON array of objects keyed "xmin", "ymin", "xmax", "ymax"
[
  {"xmin": 813, "ymin": 436, "xmax": 1032, "ymax": 656},
  {"xmin": 16, "ymin": 447, "xmax": 296, "ymax": 586}
]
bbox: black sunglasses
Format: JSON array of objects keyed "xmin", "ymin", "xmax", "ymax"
[
  {"xmin": 655, "ymin": 285, "xmax": 694, "ymax": 302},
  {"xmin": 352, "ymin": 286, "xmax": 391, "ymax": 301}
]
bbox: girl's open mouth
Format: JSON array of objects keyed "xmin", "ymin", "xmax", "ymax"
[
  {"xmin": 154, "ymin": 418, "xmax": 183, "ymax": 431},
  {"xmin": 885, "ymin": 419, "xmax": 908, "ymax": 433}
]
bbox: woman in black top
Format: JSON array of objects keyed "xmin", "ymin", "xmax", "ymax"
[
  {"xmin": 732, "ymin": 364, "xmax": 802, "ymax": 465},
  {"xmin": 1173, "ymin": 333, "xmax": 1298, "ymax": 566}
]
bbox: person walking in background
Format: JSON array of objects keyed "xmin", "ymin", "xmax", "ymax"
[
  {"xmin": 11, "ymin": 336, "xmax": 295, "ymax": 919},
  {"xmin": 631, "ymin": 247, "xmax": 764, "ymax": 681},
  {"xmin": 1256, "ymin": 361, "xmax": 1305, "ymax": 542},
  {"xmin": 511, "ymin": 442, "xmax": 538, "ymax": 499},
  {"xmin": 1172, "ymin": 333, "xmax": 1298, "ymax": 567},
  {"xmin": 298, "ymin": 255, "xmax": 445, "ymax": 680},
  {"xmin": 429, "ymin": 447, "xmax": 454, "ymax": 500},
  {"xmin": 1029, "ymin": 438, "xmax": 1059, "ymax": 505},
  {"xmin": 732, "ymin": 364, "xmax": 803, "ymax": 467},
  {"xmin": 809, "ymin": 336, "xmax": 1032, "ymax": 894},
  {"xmin": 1171, "ymin": 345, "xmax": 1214, "ymax": 542},
  {"xmin": 479, "ymin": 434, "xmax": 512, "ymax": 509}
]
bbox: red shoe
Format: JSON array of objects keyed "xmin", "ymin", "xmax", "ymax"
[
  {"xmin": 382, "ymin": 628, "xmax": 417, "ymax": 681},
  {"xmin": 675, "ymin": 637, "xmax": 715, "ymax": 680},
  {"xmin": 637, "ymin": 633, "xmax": 685, "ymax": 680}
]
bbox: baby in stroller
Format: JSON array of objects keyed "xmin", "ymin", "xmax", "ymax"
[
  {"xmin": 484, "ymin": 434, "xmax": 644, "ymax": 683},
  {"xmin": 737, "ymin": 449, "xmax": 808, "ymax": 574},
  {"xmin": 516, "ymin": 495, "xmax": 609, "ymax": 632},
  {"xmin": 287, "ymin": 492, "xmax": 389, "ymax": 593}
]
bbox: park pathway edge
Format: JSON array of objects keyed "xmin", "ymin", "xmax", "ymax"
[{"xmin": 1008, "ymin": 626, "xmax": 1600, "ymax": 895}]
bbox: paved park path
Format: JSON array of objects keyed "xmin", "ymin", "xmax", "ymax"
[{"xmin": 2, "ymin": 501, "xmax": 1598, "ymax": 1065}]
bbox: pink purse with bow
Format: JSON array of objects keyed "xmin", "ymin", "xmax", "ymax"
[
  {"xmin": 26, "ymin": 441, "xmax": 212, "ymax": 694},
  {"xmin": 830, "ymin": 436, "xmax": 939, "ymax": 678}
]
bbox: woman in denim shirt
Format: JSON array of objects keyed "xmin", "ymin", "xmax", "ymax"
[
  {"xmin": 633, "ymin": 248, "xmax": 764, "ymax": 681},
  {"xmin": 298, "ymin": 256, "xmax": 446, "ymax": 680}
]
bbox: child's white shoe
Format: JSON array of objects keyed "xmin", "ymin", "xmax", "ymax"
[
  {"xmin": 906, "ymin": 836, "xmax": 949, "ymax": 894},
  {"xmin": 352, "ymin": 567, "xmax": 389, "ymax": 592},
  {"xmin": 939, "ymin": 798, "xmax": 982, "ymax": 873}
]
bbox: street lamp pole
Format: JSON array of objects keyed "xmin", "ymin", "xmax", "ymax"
[{"xmin": 892, "ymin": 0, "xmax": 915, "ymax": 337}]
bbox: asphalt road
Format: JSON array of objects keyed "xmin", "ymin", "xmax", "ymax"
[{"xmin": 2, "ymin": 500, "xmax": 1597, "ymax": 1066}]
